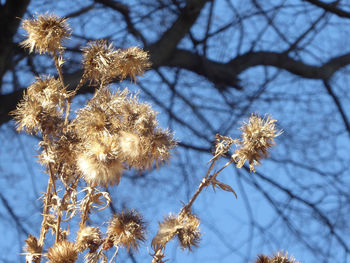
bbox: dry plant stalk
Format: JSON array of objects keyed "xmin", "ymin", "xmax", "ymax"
[
  {"xmin": 13, "ymin": 13, "xmax": 293, "ymax": 263},
  {"xmin": 15, "ymin": 13, "xmax": 173, "ymax": 263}
]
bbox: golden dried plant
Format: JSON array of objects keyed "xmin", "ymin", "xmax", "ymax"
[{"xmin": 13, "ymin": 12, "xmax": 290, "ymax": 263}]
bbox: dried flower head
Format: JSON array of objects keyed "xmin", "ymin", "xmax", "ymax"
[
  {"xmin": 270, "ymin": 251, "xmax": 299, "ymax": 263},
  {"xmin": 26, "ymin": 76, "xmax": 66, "ymax": 109},
  {"xmin": 118, "ymin": 131, "xmax": 142, "ymax": 159},
  {"xmin": 107, "ymin": 209, "xmax": 146, "ymax": 251},
  {"xmin": 76, "ymin": 227, "xmax": 102, "ymax": 252},
  {"xmin": 232, "ymin": 114, "xmax": 282, "ymax": 172},
  {"xmin": 255, "ymin": 254, "xmax": 271, "ymax": 263},
  {"xmin": 116, "ymin": 47, "xmax": 151, "ymax": 82},
  {"xmin": 11, "ymin": 76, "xmax": 66, "ymax": 135},
  {"xmin": 81, "ymin": 40, "xmax": 119, "ymax": 85},
  {"xmin": 255, "ymin": 251, "xmax": 299, "ymax": 263},
  {"xmin": 24, "ymin": 235, "xmax": 41, "ymax": 263},
  {"xmin": 77, "ymin": 153, "xmax": 124, "ymax": 186},
  {"xmin": 47, "ymin": 241, "xmax": 77, "ymax": 263},
  {"xmin": 152, "ymin": 212, "xmax": 201, "ymax": 251},
  {"xmin": 21, "ymin": 14, "xmax": 71, "ymax": 54},
  {"xmin": 213, "ymin": 134, "xmax": 238, "ymax": 159},
  {"xmin": 177, "ymin": 213, "xmax": 201, "ymax": 250},
  {"xmin": 74, "ymin": 87, "xmax": 176, "ymax": 180},
  {"xmin": 11, "ymin": 93, "xmax": 63, "ymax": 135}
]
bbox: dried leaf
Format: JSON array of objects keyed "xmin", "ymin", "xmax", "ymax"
[{"xmin": 211, "ymin": 179, "xmax": 237, "ymax": 198}]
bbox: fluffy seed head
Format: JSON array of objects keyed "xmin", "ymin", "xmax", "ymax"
[
  {"xmin": 21, "ymin": 14, "xmax": 71, "ymax": 54},
  {"xmin": 11, "ymin": 76, "xmax": 66, "ymax": 135},
  {"xmin": 11, "ymin": 94, "xmax": 63, "ymax": 135},
  {"xmin": 107, "ymin": 209, "xmax": 146, "ymax": 251},
  {"xmin": 47, "ymin": 241, "xmax": 77, "ymax": 263},
  {"xmin": 74, "ymin": 87, "xmax": 176, "ymax": 172},
  {"xmin": 271, "ymin": 251, "xmax": 299, "ymax": 263},
  {"xmin": 81, "ymin": 40, "xmax": 119, "ymax": 85},
  {"xmin": 77, "ymin": 153, "xmax": 124, "ymax": 186},
  {"xmin": 232, "ymin": 114, "xmax": 282, "ymax": 172},
  {"xmin": 76, "ymin": 227, "xmax": 102, "ymax": 252},
  {"xmin": 26, "ymin": 76, "xmax": 66, "ymax": 109},
  {"xmin": 118, "ymin": 131, "xmax": 142, "ymax": 160},
  {"xmin": 255, "ymin": 251, "xmax": 299, "ymax": 263},
  {"xmin": 116, "ymin": 47, "xmax": 151, "ymax": 82}
]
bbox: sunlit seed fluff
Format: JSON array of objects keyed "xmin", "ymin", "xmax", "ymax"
[
  {"xmin": 115, "ymin": 47, "xmax": 152, "ymax": 82},
  {"xmin": 77, "ymin": 154, "xmax": 124, "ymax": 186},
  {"xmin": 107, "ymin": 209, "xmax": 146, "ymax": 251},
  {"xmin": 21, "ymin": 14, "xmax": 71, "ymax": 54},
  {"xmin": 232, "ymin": 114, "xmax": 282, "ymax": 172},
  {"xmin": 81, "ymin": 40, "xmax": 119, "ymax": 85},
  {"xmin": 76, "ymin": 227, "xmax": 102, "ymax": 252},
  {"xmin": 47, "ymin": 241, "xmax": 77, "ymax": 263},
  {"xmin": 87, "ymin": 133, "xmax": 118, "ymax": 161},
  {"xmin": 118, "ymin": 131, "xmax": 142, "ymax": 160}
]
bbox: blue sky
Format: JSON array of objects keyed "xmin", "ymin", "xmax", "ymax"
[{"xmin": 1, "ymin": 1, "xmax": 350, "ymax": 263}]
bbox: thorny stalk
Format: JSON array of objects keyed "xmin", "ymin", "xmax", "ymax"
[{"xmin": 181, "ymin": 157, "xmax": 219, "ymax": 214}]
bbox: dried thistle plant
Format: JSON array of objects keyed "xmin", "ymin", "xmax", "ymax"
[
  {"xmin": 151, "ymin": 114, "xmax": 281, "ymax": 261},
  {"xmin": 14, "ymin": 13, "xmax": 173, "ymax": 263},
  {"xmin": 13, "ymin": 12, "xmax": 289, "ymax": 263}
]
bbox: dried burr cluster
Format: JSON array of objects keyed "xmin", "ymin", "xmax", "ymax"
[{"xmin": 13, "ymin": 13, "xmax": 288, "ymax": 263}]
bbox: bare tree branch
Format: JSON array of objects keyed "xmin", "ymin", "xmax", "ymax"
[{"xmin": 303, "ymin": 0, "xmax": 350, "ymax": 19}]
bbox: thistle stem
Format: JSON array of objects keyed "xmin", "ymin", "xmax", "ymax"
[
  {"xmin": 181, "ymin": 158, "xmax": 218, "ymax": 214},
  {"xmin": 53, "ymin": 52, "xmax": 71, "ymax": 125}
]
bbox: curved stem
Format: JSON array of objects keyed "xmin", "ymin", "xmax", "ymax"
[{"xmin": 79, "ymin": 187, "xmax": 95, "ymax": 228}]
